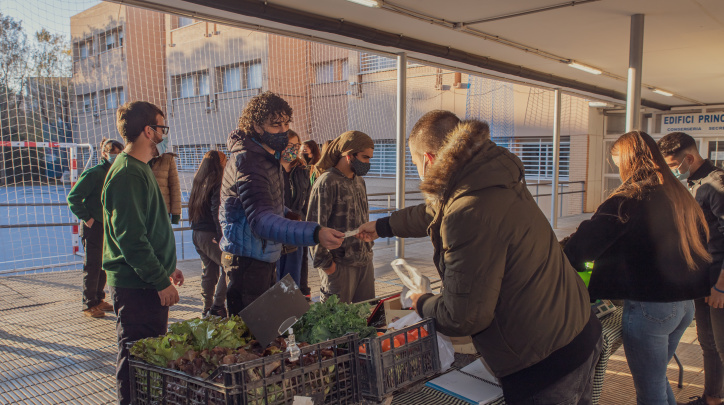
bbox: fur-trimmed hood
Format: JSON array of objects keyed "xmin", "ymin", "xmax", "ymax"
[{"xmin": 420, "ymin": 120, "xmax": 525, "ymax": 207}]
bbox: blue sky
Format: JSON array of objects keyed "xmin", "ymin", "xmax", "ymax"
[{"xmin": 1, "ymin": 0, "xmax": 100, "ymax": 38}]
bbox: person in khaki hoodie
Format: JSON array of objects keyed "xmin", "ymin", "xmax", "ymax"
[
  {"xmin": 149, "ymin": 149, "xmax": 182, "ymax": 224},
  {"xmin": 358, "ymin": 110, "xmax": 602, "ymax": 404}
]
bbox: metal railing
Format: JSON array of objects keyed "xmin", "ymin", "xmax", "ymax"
[{"xmin": 0, "ymin": 181, "xmax": 585, "ymax": 274}]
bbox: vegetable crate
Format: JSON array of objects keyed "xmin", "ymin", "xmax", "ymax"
[
  {"xmin": 357, "ymin": 318, "xmax": 440, "ymax": 401},
  {"xmin": 129, "ymin": 334, "xmax": 362, "ymax": 405}
]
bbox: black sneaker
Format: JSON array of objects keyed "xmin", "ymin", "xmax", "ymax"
[
  {"xmin": 683, "ymin": 396, "xmax": 707, "ymax": 405},
  {"xmin": 209, "ymin": 305, "xmax": 227, "ymax": 318}
]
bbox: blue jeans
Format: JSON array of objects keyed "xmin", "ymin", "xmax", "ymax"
[
  {"xmin": 622, "ymin": 299, "xmax": 695, "ymax": 405},
  {"xmin": 277, "ymin": 248, "xmax": 303, "ymax": 287}
]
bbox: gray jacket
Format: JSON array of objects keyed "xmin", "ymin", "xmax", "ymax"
[{"xmin": 688, "ymin": 159, "xmax": 724, "ymax": 277}]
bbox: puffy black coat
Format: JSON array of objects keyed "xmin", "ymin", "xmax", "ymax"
[{"xmin": 219, "ymin": 130, "xmax": 319, "ymax": 262}]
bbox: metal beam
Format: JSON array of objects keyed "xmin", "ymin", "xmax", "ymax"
[
  {"xmin": 551, "ymin": 89, "xmax": 562, "ymax": 229},
  {"xmin": 117, "ymin": 0, "xmax": 673, "ymax": 111},
  {"xmin": 626, "ymin": 14, "xmax": 645, "ymax": 131},
  {"xmin": 395, "ymin": 52, "xmax": 407, "ymax": 259}
]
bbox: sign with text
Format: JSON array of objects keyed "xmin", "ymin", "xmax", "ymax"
[{"xmin": 661, "ymin": 113, "xmax": 724, "ymax": 134}]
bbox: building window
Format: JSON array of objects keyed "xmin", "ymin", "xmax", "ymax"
[
  {"xmin": 315, "ymin": 62, "xmax": 335, "ymax": 84},
  {"xmin": 78, "ymin": 92, "xmax": 97, "ymax": 114},
  {"xmin": 360, "ymin": 53, "xmax": 396, "ymax": 74},
  {"xmin": 103, "ymin": 87, "xmax": 125, "ymax": 110},
  {"xmin": 506, "ymin": 138, "xmax": 570, "ymax": 180},
  {"xmin": 178, "ymin": 17, "xmax": 194, "ymax": 28},
  {"xmin": 314, "ymin": 59, "xmax": 349, "ymax": 84},
  {"xmin": 366, "ymin": 139, "xmax": 416, "ymax": 178},
  {"xmin": 341, "ymin": 60, "xmax": 349, "ymax": 81},
  {"xmin": 217, "ymin": 61, "xmax": 262, "ymax": 93},
  {"xmin": 75, "ymin": 39, "xmax": 92, "ymax": 61},
  {"xmin": 173, "ymin": 71, "xmax": 209, "ymax": 99},
  {"xmin": 99, "ymin": 28, "xmax": 123, "ymax": 52},
  {"xmin": 175, "ymin": 144, "xmax": 228, "ymax": 171}
]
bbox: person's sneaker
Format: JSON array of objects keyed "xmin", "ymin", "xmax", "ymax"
[
  {"xmin": 209, "ymin": 306, "xmax": 227, "ymax": 318},
  {"xmin": 83, "ymin": 306, "xmax": 105, "ymax": 318},
  {"xmin": 683, "ymin": 396, "xmax": 708, "ymax": 405},
  {"xmin": 96, "ymin": 301, "xmax": 114, "ymax": 312}
]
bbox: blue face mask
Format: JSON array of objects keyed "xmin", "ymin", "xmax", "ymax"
[
  {"xmin": 107, "ymin": 153, "xmax": 118, "ymax": 164},
  {"xmin": 155, "ymin": 136, "xmax": 169, "ymax": 155},
  {"xmin": 672, "ymin": 159, "xmax": 690, "ymax": 181}
]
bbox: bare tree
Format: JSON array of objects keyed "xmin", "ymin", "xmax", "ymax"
[{"xmin": 0, "ymin": 13, "xmax": 29, "ymax": 93}]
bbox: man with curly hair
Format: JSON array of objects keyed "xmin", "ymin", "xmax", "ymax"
[{"xmin": 219, "ymin": 91, "xmax": 344, "ymax": 315}]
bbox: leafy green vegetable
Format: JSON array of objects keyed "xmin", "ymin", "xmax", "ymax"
[
  {"xmin": 294, "ymin": 295, "xmax": 376, "ymax": 344},
  {"xmin": 130, "ymin": 333, "xmax": 192, "ymax": 367},
  {"xmin": 132, "ymin": 316, "xmax": 250, "ymax": 366}
]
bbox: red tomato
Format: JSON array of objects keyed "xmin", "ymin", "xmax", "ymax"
[
  {"xmin": 358, "ymin": 344, "xmax": 367, "ymax": 354},
  {"xmin": 394, "ymin": 334, "xmax": 406, "ymax": 348},
  {"xmin": 381, "ymin": 339, "xmax": 391, "ymax": 352},
  {"xmin": 377, "ymin": 331, "xmax": 385, "ymax": 336},
  {"xmin": 420, "ymin": 328, "xmax": 429, "ymax": 338},
  {"xmin": 407, "ymin": 330, "xmax": 419, "ymax": 343}
]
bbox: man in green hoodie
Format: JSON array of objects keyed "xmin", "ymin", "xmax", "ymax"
[{"xmin": 103, "ymin": 101, "xmax": 183, "ymax": 405}]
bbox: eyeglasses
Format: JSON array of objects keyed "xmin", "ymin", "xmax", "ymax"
[
  {"xmin": 288, "ymin": 142, "xmax": 302, "ymax": 148},
  {"xmin": 149, "ymin": 125, "xmax": 170, "ymax": 135}
]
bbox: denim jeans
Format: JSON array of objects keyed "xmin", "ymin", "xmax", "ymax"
[
  {"xmin": 623, "ymin": 299, "xmax": 695, "ymax": 405},
  {"xmin": 694, "ymin": 297, "xmax": 724, "ymax": 399}
]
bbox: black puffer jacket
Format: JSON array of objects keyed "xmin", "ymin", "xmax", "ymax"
[{"xmin": 219, "ymin": 130, "xmax": 319, "ymax": 262}]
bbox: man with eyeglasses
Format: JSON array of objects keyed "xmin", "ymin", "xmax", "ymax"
[{"xmin": 102, "ymin": 101, "xmax": 183, "ymax": 405}]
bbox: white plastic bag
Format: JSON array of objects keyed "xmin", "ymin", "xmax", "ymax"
[
  {"xmin": 387, "ymin": 312, "xmax": 455, "ymax": 372},
  {"xmin": 391, "ymin": 259, "xmax": 432, "ymax": 308}
]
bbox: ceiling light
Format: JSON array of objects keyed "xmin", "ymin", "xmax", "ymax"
[
  {"xmin": 345, "ymin": 0, "xmax": 382, "ymax": 7},
  {"xmin": 588, "ymin": 101, "xmax": 611, "ymax": 108},
  {"xmin": 652, "ymin": 88, "xmax": 673, "ymax": 97},
  {"xmin": 567, "ymin": 61, "xmax": 602, "ymax": 75}
]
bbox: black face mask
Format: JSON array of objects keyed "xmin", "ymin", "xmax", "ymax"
[
  {"xmin": 350, "ymin": 157, "xmax": 371, "ymax": 176},
  {"xmin": 302, "ymin": 154, "xmax": 311, "ymax": 164},
  {"xmin": 259, "ymin": 130, "xmax": 289, "ymax": 152}
]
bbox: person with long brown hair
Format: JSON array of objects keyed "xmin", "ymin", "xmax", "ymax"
[
  {"xmin": 189, "ymin": 150, "xmax": 228, "ymax": 317},
  {"xmin": 564, "ymin": 131, "xmax": 712, "ymax": 404},
  {"xmin": 301, "ymin": 139, "xmax": 321, "ymax": 166}
]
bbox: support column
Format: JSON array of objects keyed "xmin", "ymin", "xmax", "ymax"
[
  {"xmin": 626, "ymin": 14, "xmax": 644, "ymax": 132},
  {"xmin": 395, "ymin": 52, "xmax": 407, "ymax": 258},
  {"xmin": 551, "ymin": 89, "xmax": 561, "ymax": 229}
]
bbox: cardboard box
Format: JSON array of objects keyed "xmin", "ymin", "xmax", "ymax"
[{"xmin": 383, "ymin": 296, "xmax": 414, "ymax": 325}]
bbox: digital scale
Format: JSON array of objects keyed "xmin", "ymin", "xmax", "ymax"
[{"xmin": 591, "ymin": 299, "xmax": 617, "ymax": 318}]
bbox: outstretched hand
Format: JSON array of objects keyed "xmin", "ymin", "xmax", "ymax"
[
  {"xmin": 319, "ymin": 227, "xmax": 344, "ymax": 249},
  {"xmin": 355, "ymin": 221, "xmax": 378, "ymax": 242}
]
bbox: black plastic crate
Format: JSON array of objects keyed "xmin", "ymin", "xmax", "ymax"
[
  {"xmin": 357, "ymin": 318, "xmax": 440, "ymax": 401},
  {"xmin": 129, "ymin": 334, "xmax": 361, "ymax": 405}
]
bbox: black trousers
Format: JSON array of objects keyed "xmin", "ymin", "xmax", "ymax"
[
  {"xmin": 80, "ymin": 220, "xmax": 106, "ymax": 309},
  {"xmin": 222, "ymin": 253, "xmax": 276, "ymax": 317},
  {"xmin": 111, "ymin": 286, "xmax": 169, "ymax": 405}
]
